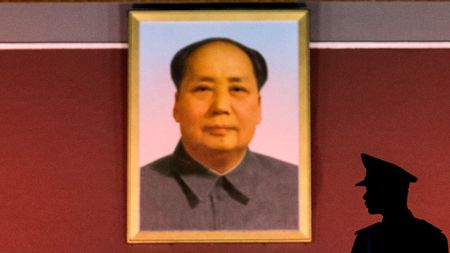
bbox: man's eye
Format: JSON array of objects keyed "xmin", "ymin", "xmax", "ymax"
[
  {"xmin": 192, "ymin": 86, "xmax": 211, "ymax": 92},
  {"xmin": 230, "ymin": 86, "xmax": 248, "ymax": 92}
]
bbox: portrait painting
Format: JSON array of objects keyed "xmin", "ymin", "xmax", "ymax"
[{"xmin": 127, "ymin": 9, "xmax": 311, "ymax": 243}]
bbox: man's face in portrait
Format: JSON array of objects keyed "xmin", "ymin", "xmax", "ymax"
[{"xmin": 173, "ymin": 41, "xmax": 262, "ymax": 155}]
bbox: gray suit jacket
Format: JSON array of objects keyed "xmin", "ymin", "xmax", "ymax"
[{"xmin": 140, "ymin": 142, "xmax": 298, "ymax": 231}]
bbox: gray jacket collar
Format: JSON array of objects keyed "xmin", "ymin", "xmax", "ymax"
[{"xmin": 171, "ymin": 142, "xmax": 261, "ymax": 208}]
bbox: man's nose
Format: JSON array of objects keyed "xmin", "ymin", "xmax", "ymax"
[{"xmin": 210, "ymin": 90, "xmax": 231, "ymax": 115}]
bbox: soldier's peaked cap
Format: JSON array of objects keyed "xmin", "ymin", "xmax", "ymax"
[{"xmin": 356, "ymin": 153, "xmax": 417, "ymax": 187}]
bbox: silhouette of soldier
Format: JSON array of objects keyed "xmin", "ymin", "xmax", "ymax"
[{"xmin": 351, "ymin": 153, "xmax": 448, "ymax": 253}]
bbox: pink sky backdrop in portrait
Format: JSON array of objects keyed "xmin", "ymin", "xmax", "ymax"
[{"xmin": 138, "ymin": 21, "xmax": 301, "ymax": 166}]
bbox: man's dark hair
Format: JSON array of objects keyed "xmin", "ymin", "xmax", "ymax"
[{"xmin": 170, "ymin": 37, "xmax": 268, "ymax": 90}]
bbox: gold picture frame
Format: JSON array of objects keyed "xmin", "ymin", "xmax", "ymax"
[{"xmin": 128, "ymin": 8, "xmax": 311, "ymax": 243}]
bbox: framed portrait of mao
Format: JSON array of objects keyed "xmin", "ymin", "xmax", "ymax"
[{"xmin": 127, "ymin": 6, "xmax": 311, "ymax": 243}]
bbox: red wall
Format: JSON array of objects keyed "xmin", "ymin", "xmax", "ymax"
[{"xmin": 0, "ymin": 49, "xmax": 448, "ymax": 252}]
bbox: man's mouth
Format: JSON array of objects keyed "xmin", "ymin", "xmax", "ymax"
[{"xmin": 203, "ymin": 125, "xmax": 237, "ymax": 136}]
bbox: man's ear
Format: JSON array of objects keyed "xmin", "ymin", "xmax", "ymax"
[
  {"xmin": 173, "ymin": 92, "xmax": 180, "ymax": 123},
  {"xmin": 257, "ymin": 94, "xmax": 262, "ymax": 124}
]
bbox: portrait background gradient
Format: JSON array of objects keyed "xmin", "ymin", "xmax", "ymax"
[{"xmin": 138, "ymin": 21, "xmax": 300, "ymax": 166}]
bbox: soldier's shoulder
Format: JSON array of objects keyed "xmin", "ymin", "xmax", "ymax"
[
  {"xmin": 412, "ymin": 219, "xmax": 449, "ymax": 248},
  {"xmin": 354, "ymin": 222, "xmax": 382, "ymax": 235},
  {"xmin": 414, "ymin": 219, "xmax": 444, "ymax": 234}
]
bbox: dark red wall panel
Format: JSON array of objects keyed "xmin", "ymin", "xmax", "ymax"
[{"xmin": 0, "ymin": 49, "xmax": 448, "ymax": 252}]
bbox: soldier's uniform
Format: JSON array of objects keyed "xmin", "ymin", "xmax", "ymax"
[
  {"xmin": 351, "ymin": 153, "xmax": 448, "ymax": 253},
  {"xmin": 351, "ymin": 210, "xmax": 448, "ymax": 253}
]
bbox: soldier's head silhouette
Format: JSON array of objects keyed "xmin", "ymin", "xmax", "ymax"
[
  {"xmin": 352, "ymin": 153, "xmax": 448, "ymax": 253},
  {"xmin": 356, "ymin": 153, "xmax": 417, "ymax": 215}
]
